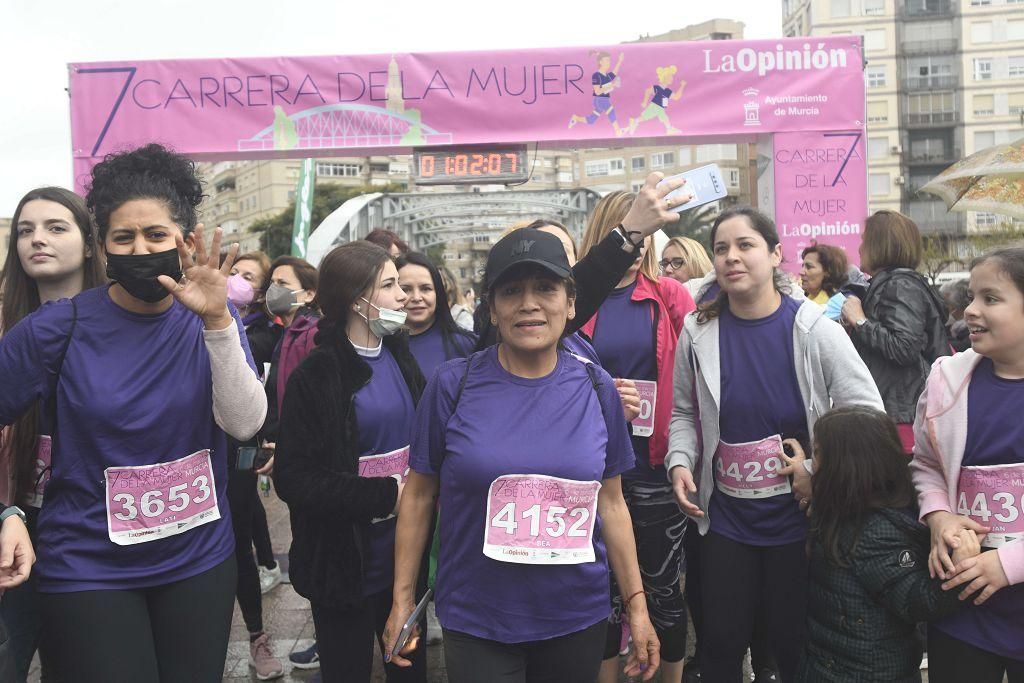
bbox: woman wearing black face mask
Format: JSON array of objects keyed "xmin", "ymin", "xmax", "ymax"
[{"xmin": 0, "ymin": 144, "xmax": 267, "ymax": 682}]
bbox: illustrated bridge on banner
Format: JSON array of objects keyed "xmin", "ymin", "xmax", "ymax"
[
  {"xmin": 237, "ymin": 103, "xmax": 454, "ymax": 152},
  {"xmin": 306, "ymin": 188, "xmax": 601, "ymax": 265}
]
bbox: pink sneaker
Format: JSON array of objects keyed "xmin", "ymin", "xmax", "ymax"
[{"xmin": 249, "ymin": 633, "xmax": 284, "ymax": 680}]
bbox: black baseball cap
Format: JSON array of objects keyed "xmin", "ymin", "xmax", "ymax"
[{"xmin": 485, "ymin": 228, "xmax": 572, "ymax": 290}]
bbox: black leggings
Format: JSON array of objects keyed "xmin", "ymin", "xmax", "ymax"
[
  {"xmin": 700, "ymin": 532, "xmax": 807, "ymax": 683},
  {"xmin": 685, "ymin": 528, "xmax": 778, "ymax": 673},
  {"xmin": 311, "ymin": 586, "xmax": 427, "ymax": 683},
  {"xmin": 39, "ymin": 555, "xmax": 236, "ymax": 683},
  {"xmin": 602, "ymin": 479, "xmax": 688, "ymax": 663},
  {"xmin": 444, "ymin": 619, "xmax": 607, "ymax": 683},
  {"xmin": 227, "ymin": 466, "xmax": 265, "ymax": 633},
  {"xmin": 928, "ymin": 626, "xmax": 1024, "ymax": 683}
]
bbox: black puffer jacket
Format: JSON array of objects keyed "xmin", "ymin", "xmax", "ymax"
[
  {"xmin": 274, "ymin": 328, "xmax": 425, "ymax": 607},
  {"xmin": 851, "ymin": 269, "xmax": 950, "ymax": 423},
  {"xmin": 796, "ymin": 509, "xmax": 964, "ymax": 683}
]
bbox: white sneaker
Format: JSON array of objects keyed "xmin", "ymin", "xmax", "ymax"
[
  {"xmin": 920, "ymin": 654, "xmax": 928, "ymax": 670},
  {"xmin": 259, "ymin": 564, "xmax": 282, "ymax": 594},
  {"xmin": 249, "ymin": 633, "xmax": 285, "ymax": 680}
]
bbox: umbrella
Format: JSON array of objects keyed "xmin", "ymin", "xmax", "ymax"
[{"xmin": 919, "ymin": 137, "xmax": 1024, "ymax": 220}]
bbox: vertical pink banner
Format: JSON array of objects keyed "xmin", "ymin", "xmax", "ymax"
[{"xmin": 773, "ymin": 130, "xmax": 867, "ymax": 272}]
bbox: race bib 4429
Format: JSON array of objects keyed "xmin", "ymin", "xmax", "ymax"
[
  {"xmin": 483, "ymin": 474, "xmax": 601, "ymax": 565},
  {"xmin": 714, "ymin": 435, "xmax": 791, "ymax": 500},
  {"xmin": 104, "ymin": 449, "xmax": 220, "ymax": 546}
]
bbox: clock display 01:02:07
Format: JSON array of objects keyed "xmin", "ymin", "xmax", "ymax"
[{"xmin": 417, "ymin": 152, "xmax": 521, "ymax": 178}]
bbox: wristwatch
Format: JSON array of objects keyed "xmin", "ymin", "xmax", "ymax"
[
  {"xmin": 856, "ymin": 318, "xmax": 868, "ymax": 327},
  {"xmin": 611, "ymin": 224, "xmax": 642, "ymax": 253},
  {"xmin": 0, "ymin": 506, "xmax": 27, "ymax": 525}
]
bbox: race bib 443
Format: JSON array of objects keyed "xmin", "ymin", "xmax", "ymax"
[
  {"xmin": 714, "ymin": 435, "xmax": 791, "ymax": 500},
  {"xmin": 104, "ymin": 449, "xmax": 220, "ymax": 546},
  {"xmin": 483, "ymin": 474, "xmax": 601, "ymax": 565},
  {"xmin": 957, "ymin": 463, "xmax": 1024, "ymax": 548}
]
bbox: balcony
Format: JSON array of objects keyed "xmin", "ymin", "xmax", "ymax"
[
  {"xmin": 906, "ymin": 148, "xmax": 961, "ymax": 166},
  {"xmin": 900, "ymin": 0, "xmax": 956, "ymax": 19},
  {"xmin": 907, "ymin": 199, "xmax": 966, "ymax": 235},
  {"xmin": 902, "ymin": 75, "xmax": 958, "ymax": 90},
  {"xmin": 900, "ymin": 38, "xmax": 958, "ymax": 56},
  {"xmin": 903, "ymin": 110, "xmax": 960, "ymax": 127}
]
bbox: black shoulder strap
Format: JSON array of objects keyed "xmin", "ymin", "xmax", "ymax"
[{"xmin": 45, "ymin": 298, "xmax": 78, "ymax": 425}]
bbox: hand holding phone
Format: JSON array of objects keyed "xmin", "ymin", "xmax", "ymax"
[
  {"xmin": 658, "ymin": 164, "xmax": 728, "ymax": 213},
  {"xmin": 388, "ymin": 589, "xmax": 433, "ymax": 664}
]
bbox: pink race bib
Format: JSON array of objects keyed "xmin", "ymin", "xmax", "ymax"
[
  {"xmin": 483, "ymin": 474, "xmax": 601, "ymax": 565},
  {"xmin": 104, "ymin": 449, "xmax": 220, "ymax": 546},
  {"xmin": 714, "ymin": 435, "xmax": 791, "ymax": 500},
  {"xmin": 957, "ymin": 463, "xmax": 1024, "ymax": 548},
  {"xmin": 23, "ymin": 435, "xmax": 52, "ymax": 508},
  {"xmin": 631, "ymin": 380, "xmax": 657, "ymax": 438},
  {"xmin": 358, "ymin": 446, "xmax": 410, "ymax": 524}
]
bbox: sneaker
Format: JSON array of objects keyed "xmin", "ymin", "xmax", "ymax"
[
  {"xmin": 426, "ymin": 601, "xmax": 443, "ymax": 645},
  {"xmin": 259, "ymin": 564, "xmax": 282, "ymax": 594},
  {"xmin": 920, "ymin": 654, "xmax": 928, "ymax": 670},
  {"xmin": 682, "ymin": 655, "xmax": 702, "ymax": 683},
  {"xmin": 289, "ymin": 642, "xmax": 320, "ymax": 670},
  {"xmin": 249, "ymin": 633, "xmax": 284, "ymax": 681},
  {"xmin": 753, "ymin": 669, "xmax": 779, "ymax": 683}
]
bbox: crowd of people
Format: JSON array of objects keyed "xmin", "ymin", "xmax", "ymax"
[{"xmin": 0, "ymin": 142, "xmax": 1020, "ymax": 683}]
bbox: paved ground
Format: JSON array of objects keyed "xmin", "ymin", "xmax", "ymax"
[{"xmin": 29, "ymin": 488, "xmax": 940, "ymax": 682}]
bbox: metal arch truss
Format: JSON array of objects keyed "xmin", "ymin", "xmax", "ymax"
[{"xmin": 330, "ymin": 189, "xmax": 601, "ymax": 251}]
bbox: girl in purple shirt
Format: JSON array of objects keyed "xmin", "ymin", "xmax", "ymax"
[{"xmin": 384, "ymin": 228, "xmax": 660, "ymax": 683}]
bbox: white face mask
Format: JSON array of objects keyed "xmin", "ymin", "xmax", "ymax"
[{"xmin": 360, "ymin": 297, "xmax": 407, "ymax": 336}]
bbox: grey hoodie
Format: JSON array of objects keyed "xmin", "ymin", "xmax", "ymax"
[{"xmin": 666, "ymin": 298, "xmax": 883, "ymax": 535}]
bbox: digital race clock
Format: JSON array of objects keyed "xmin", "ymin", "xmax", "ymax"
[{"xmin": 412, "ymin": 146, "xmax": 530, "ymax": 185}]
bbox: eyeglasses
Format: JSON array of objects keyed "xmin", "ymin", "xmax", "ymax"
[{"xmin": 658, "ymin": 258, "xmax": 685, "ymax": 272}]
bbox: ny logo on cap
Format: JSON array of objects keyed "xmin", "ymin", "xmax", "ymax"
[{"xmin": 511, "ymin": 240, "xmax": 535, "ymax": 257}]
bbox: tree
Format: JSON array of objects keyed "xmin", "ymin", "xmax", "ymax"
[
  {"xmin": 919, "ymin": 220, "xmax": 1024, "ymax": 284},
  {"xmin": 663, "ymin": 204, "xmax": 717, "ymax": 249},
  {"xmin": 920, "ymin": 235, "xmax": 963, "ymax": 285},
  {"xmin": 257, "ymin": 182, "xmax": 405, "ymax": 258}
]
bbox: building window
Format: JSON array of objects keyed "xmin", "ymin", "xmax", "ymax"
[
  {"xmin": 974, "ymin": 58, "xmax": 993, "ymax": 81},
  {"xmin": 1010, "ymin": 92, "xmax": 1024, "ymax": 115},
  {"xmin": 585, "ymin": 160, "xmax": 609, "ymax": 177},
  {"xmin": 969, "ymin": 0, "xmax": 991, "ymax": 5},
  {"xmin": 678, "ymin": 147, "xmax": 693, "ymax": 165},
  {"xmin": 1010, "ymin": 21, "xmax": 1024, "ymax": 40},
  {"xmin": 869, "ymin": 173, "xmax": 890, "ymax": 196},
  {"xmin": 696, "ymin": 145, "xmax": 738, "ymax": 163},
  {"xmin": 317, "ymin": 162, "xmax": 360, "ymax": 177},
  {"xmin": 973, "ymin": 94, "xmax": 995, "ymax": 116},
  {"xmin": 473, "ymin": 234, "xmax": 490, "ymax": 243},
  {"xmin": 971, "ymin": 22, "xmax": 993, "ymax": 44},
  {"xmin": 868, "ymin": 137, "xmax": 889, "ymax": 160},
  {"xmin": 863, "ymin": 0, "xmax": 885, "ymax": 14},
  {"xmin": 631, "ymin": 181, "xmax": 645, "ymax": 193},
  {"xmin": 651, "ymin": 152, "xmax": 675, "ymax": 168},
  {"xmin": 631, "ymin": 156, "xmax": 646, "ymax": 172},
  {"xmin": 831, "ymin": 0, "xmax": 851, "ymax": 18},
  {"xmin": 608, "ymin": 158, "xmax": 625, "ymax": 174},
  {"xmin": 864, "ymin": 29, "xmax": 886, "ymax": 52},
  {"xmin": 975, "ymin": 212, "xmax": 998, "ymax": 228},
  {"xmin": 974, "ymin": 131, "xmax": 995, "ymax": 151},
  {"xmin": 867, "ymin": 100, "xmax": 889, "ymax": 123},
  {"xmin": 287, "ymin": 190, "xmax": 296, "ymax": 201},
  {"xmin": 389, "ymin": 162, "xmax": 410, "ymax": 175},
  {"xmin": 727, "ymin": 168, "xmax": 741, "ymax": 187},
  {"xmin": 1010, "ymin": 57, "xmax": 1024, "ymax": 79},
  {"xmin": 557, "ymin": 171, "xmax": 574, "ymax": 183},
  {"xmin": 867, "ymin": 66, "xmax": 886, "ymax": 88}
]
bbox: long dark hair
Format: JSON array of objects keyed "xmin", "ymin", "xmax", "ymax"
[
  {"xmin": 312, "ymin": 241, "xmax": 390, "ymax": 345},
  {"xmin": 396, "ymin": 252, "xmax": 475, "ymax": 361},
  {"xmin": 971, "ymin": 247, "xmax": 1024, "ymax": 301},
  {"xmin": 1, "ymin": 187, "xmax": 106, "ymax": 506},
  {"xmin": 697, "ymin": 206, "xmax": 791, "ymax": 324},
  {"xmin": 809, "ymin": 406, "xmax": 914, "ymax": 566}
]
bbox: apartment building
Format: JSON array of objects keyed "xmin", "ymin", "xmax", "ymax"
[{"xmin": 783, "ymin": 0, "xmax": 1024, "ymax": 237}]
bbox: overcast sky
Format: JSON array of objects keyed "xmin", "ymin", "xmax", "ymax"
[{"xmin": 0, "ymin": 0, "xmax": 783, "ymax": 214}]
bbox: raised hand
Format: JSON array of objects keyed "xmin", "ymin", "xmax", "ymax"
[
  {"xmin": 157, "ymin": 224, "xmax": 239, "ymax": 330},
  {"xmin": 621, "ymin": 173, "xmax": 691, "ymax": 240}
]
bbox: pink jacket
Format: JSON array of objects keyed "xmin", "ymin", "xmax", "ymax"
[
  {"xmin": 580, "ymin": 274, "xmax": 695, "ymax": 466},
  {"xmin": 910, "ymin": 349, "xmax": 1024, "ymax": 586}
]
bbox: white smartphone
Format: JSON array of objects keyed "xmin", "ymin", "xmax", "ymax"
[{"xmin": 659, "ymin": 163, "xmax": 728, "ymax": 212}]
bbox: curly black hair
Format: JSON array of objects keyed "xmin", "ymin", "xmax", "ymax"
[{"xmin": 86, "ymin": 143, "xmax": 205, "ymax": 240}]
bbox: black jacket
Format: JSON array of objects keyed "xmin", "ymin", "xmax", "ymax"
[
  {"xmin": 797, "ymin": 509, "xmax": 964, "ymax": 683},
  {"xmin": 850, "ymin": 268, "xmax": 950, "ymax": 423},
  {"xmin": 274, "ymin": 328, "xmax": 426, "ymax": 607}
]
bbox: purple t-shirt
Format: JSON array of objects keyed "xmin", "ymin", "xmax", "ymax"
[
  {"xmin": 0, "ymin": 286, "xmax": 255, "ymax": 592},
  {"xmin": 711, "ymin": 296, "xmax": 808, "ymax": 546},
  {"xmin": 410, "ymin": 347, "xmax": 634, "ymax": 642},
  {"xmin": 355, "ymin": 345, "xmax": 417, "ymax": 597},
  {"xmin": 591, "ymin": 282, "xmax": 660, "ymax": 482},
  {"xmin": 934, "ymin": 357, "xmax": 1024, "ymax": 660},
  {"xmin": 407, "ymin": 322, "xmax": 476, "ymax": 383},
  {"xmin": 562, "ymin": 332, "xmax": 601, "ymax": 365},
  {"xmin": 592, "ymin": 71, "xmax": 616, "ymax": 97}
]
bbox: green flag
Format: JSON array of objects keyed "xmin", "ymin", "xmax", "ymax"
[{"xmin": 291, "ymin": 158, "xmax": 315, "ymax": 258}]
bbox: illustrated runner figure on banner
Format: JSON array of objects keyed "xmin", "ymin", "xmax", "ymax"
[
  {"xmin": 569, "ymin": 51, "xmax": 626, "ymax": 137},
  {"xmin": 627, "ymin": 65, "xmax": 685, "ymax": 136}
]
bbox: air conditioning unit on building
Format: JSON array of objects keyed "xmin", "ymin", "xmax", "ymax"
[
  {"xmin": 895, "ymin": 176, "xmax": 906, "ymax": 185},
  {"xmin": 891, "ymin": 145, "xmax": 903, "ymax": 155}
]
